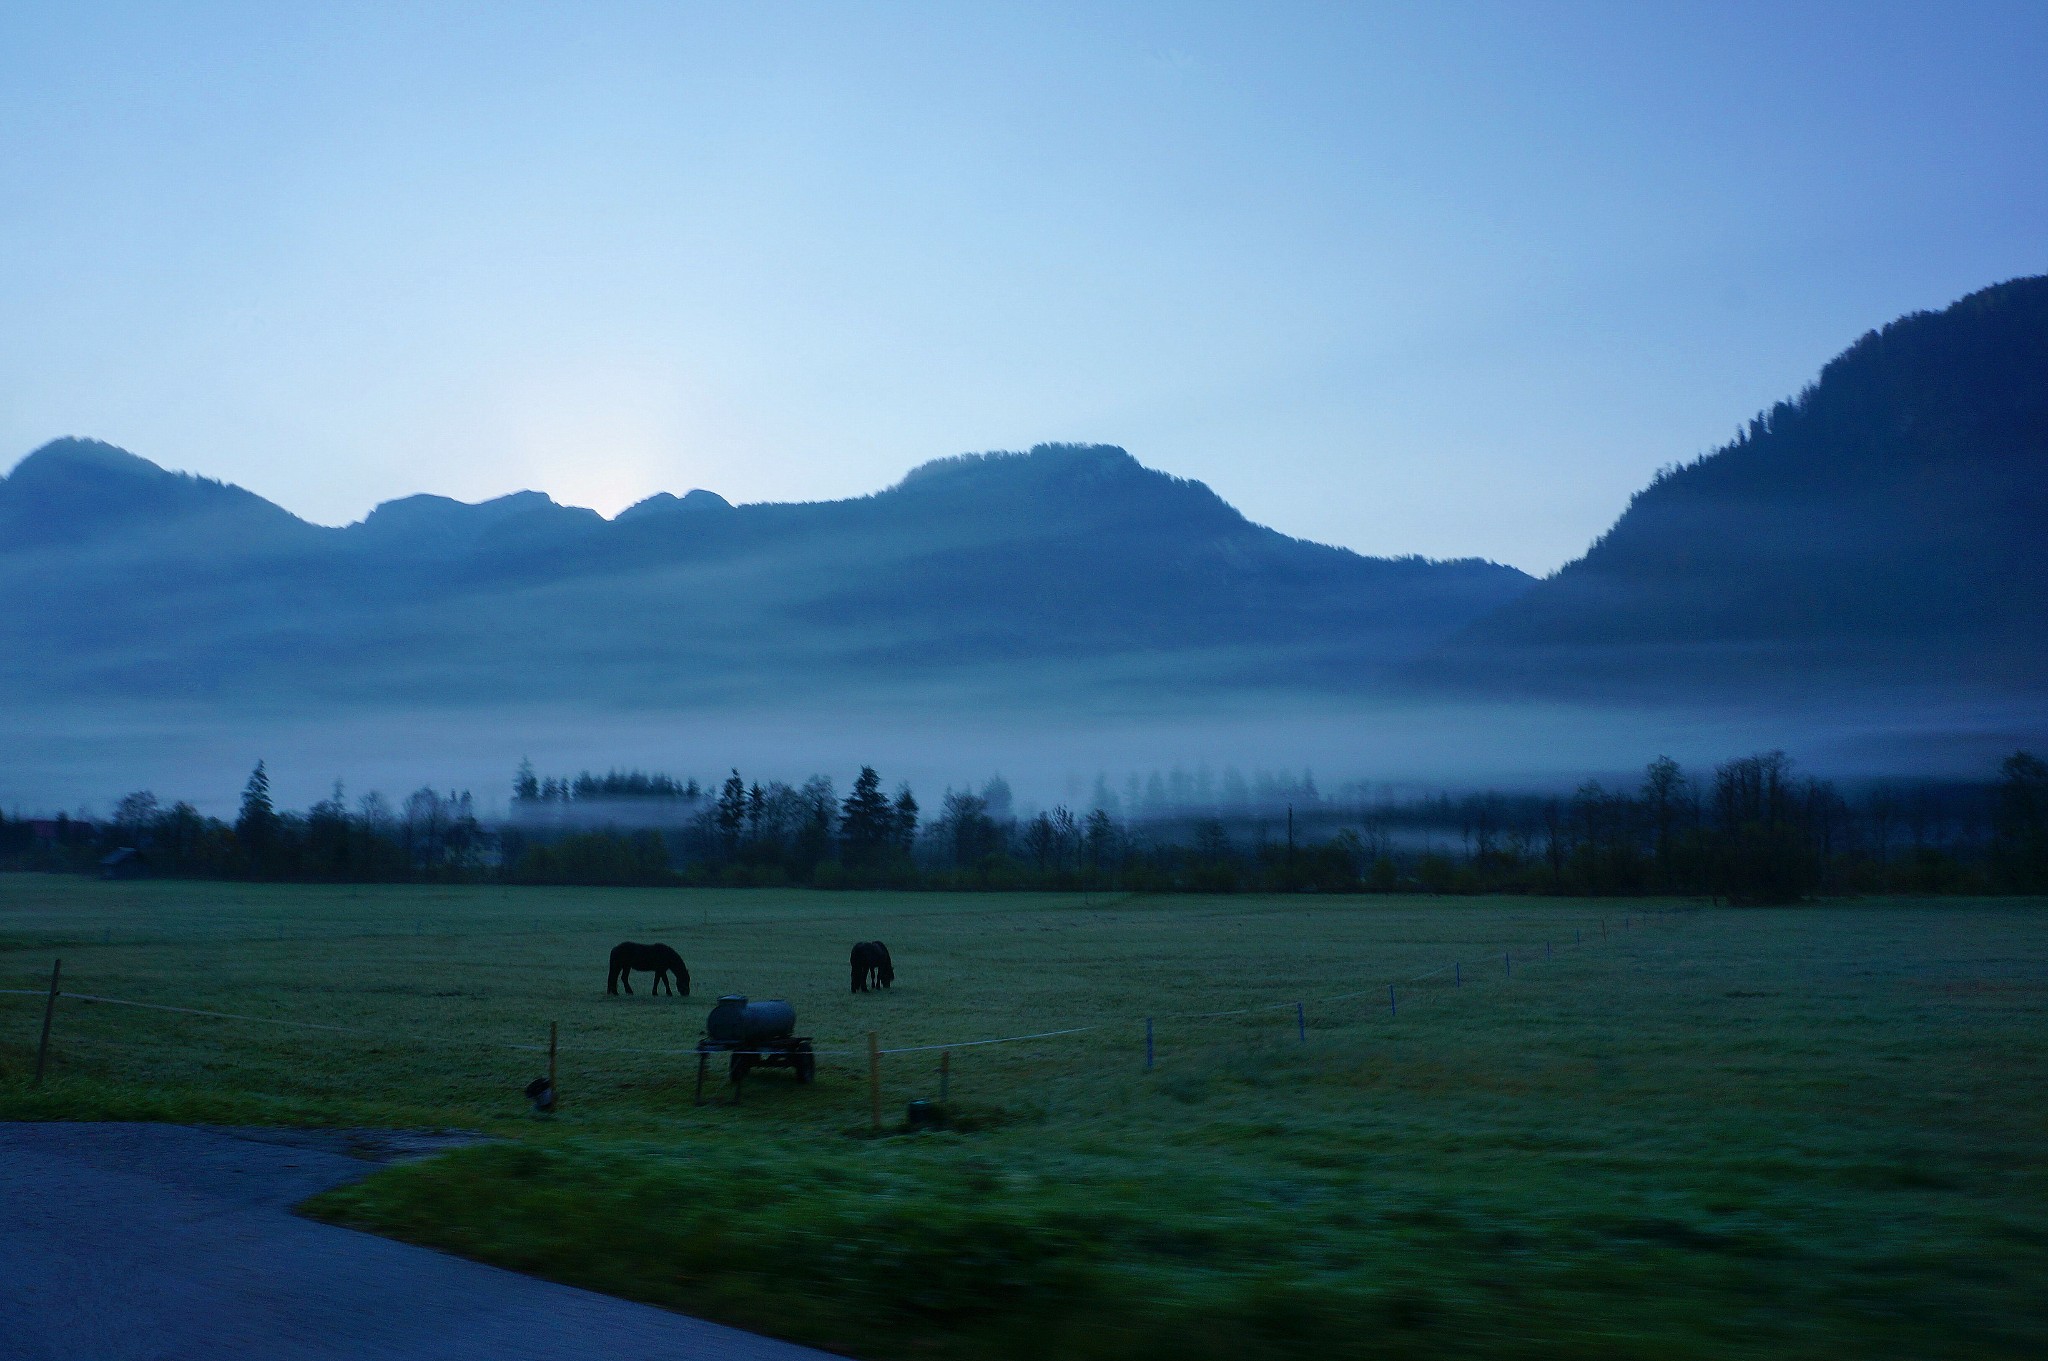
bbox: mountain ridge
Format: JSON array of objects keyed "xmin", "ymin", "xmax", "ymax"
[
  {"xmin": 0, "ymin": 439, "xmax": 1534, "ymax": 709},
  {"xmin": 0, "ymin": 436, "xmax": 1516, "ymax": 572}
]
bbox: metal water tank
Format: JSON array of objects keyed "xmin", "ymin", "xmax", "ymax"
[{"xmin": 705, "ymin": 994, "xmax": 796, "ymax": 1045}]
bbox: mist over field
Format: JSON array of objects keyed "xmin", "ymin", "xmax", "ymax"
[{"xmin": 6, "ymin": 687, "xmax": 2039, "ymax": 824}]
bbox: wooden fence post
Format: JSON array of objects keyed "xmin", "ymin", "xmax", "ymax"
[
  {"xmin": 548, "ymin": 1021, "xmax": 558, "ymax": 1107},
  {"xmin": 34, "ymin": 959, "xmax": 61, "ymax": 1084},
  {"xmin": 867, "ymin": 1032, "xmax": 882, "ymax": 1133},
  {"xmin": 939, "ymin": 1049, "xmax": 951, "ymax": 1104}
]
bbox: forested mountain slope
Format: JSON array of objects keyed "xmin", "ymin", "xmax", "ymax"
[{"xmin": 1415, "ymin": 276, "xmax": 2048, "ymax": 698}]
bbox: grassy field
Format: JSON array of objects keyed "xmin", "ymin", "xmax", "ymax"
[{"xmin": 3, "ymin": 875, "xmax": 2045, "ymax": 1358}]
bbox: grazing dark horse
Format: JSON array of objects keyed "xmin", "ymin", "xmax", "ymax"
[
  {"xmin": 850, "ymin": 940, "xmax": 895, "ymax": 993},
  {"xmin": 607, "ymin": 942, "xmax": 690, "ymax": 996}
]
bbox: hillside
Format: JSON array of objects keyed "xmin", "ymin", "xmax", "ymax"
[
  {"xmin": 1415, "ymin": 276, "xmax": 2048, "ymax": 698},
  {"xmin": 0, "ymin": 440, "xmax": 1532, "ymax": 709}
]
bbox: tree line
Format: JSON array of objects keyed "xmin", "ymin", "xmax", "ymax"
[
  {"xmin": 1, "ymin": 762, "xmax": 488, "ymax": 882},
  {"xmin": 5, "ymin": 751, "xmax": 2046, "ymax": 900},
  {"xmin": 1369, "ymin": 752, "xmax": 2048, "ymax": 901}
]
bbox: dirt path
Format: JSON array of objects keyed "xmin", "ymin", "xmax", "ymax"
[{"xmin": 0, "ymin": 1122, "xmax": 838, "ymax": 1360}]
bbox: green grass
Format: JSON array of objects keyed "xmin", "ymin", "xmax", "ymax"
[{"xmin": 3, "ymin": 874, "xmax": 2046, "ymax": 1358}]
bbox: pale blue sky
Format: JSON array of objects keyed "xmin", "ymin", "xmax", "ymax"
[{"xmin": 2, "ymin": 1, "xmax": 2043, "ymax": 572}]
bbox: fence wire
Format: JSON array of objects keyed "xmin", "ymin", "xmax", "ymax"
[{"xmin": 6, "ymin": 908, "xmax": 1694, "ymax": 1073}]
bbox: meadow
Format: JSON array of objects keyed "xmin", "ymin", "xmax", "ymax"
[{"xmin": 3, "ymin": 874, "xmax": 2045, "ymax": 1359}]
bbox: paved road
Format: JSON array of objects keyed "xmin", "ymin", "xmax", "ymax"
[{"xmin": 0, "ymin": 1122, "xmax": 839, "ymax": 1361}]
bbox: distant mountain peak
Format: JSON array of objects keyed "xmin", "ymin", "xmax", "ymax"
[
  {"xmin": 893, "ymin": 442, "xmax": 1145, "ymax": 491},
  {"xmin": 7, "ymin": 436, "xmax": 170, "ymax": 484},
  {"xmin": 349, "ymin": 488, "xmax": 609, "ymax": 557},
  {"xmin": 359, "ymin": 489, "xmax": 558, "ymax": 530},
  {"xmin": 880, "ymin": 443, "xmax": 1249, "ymax": 541},
  {"xmin": 0, "ymin": 436, "xmax": 309, "ymax": 551},
  {"xmin": 616, "ymin": 488, "xmax": 733, "ymax": 521}
]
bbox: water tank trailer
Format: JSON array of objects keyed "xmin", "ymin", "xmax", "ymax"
[{"xmin": 695, "ymin": 995, "xmax": 816, "ymax": 1102}]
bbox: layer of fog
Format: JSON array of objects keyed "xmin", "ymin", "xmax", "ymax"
[{"xmin": 6, "ymin": 692, "xmax": 2039, "ymax": 822}]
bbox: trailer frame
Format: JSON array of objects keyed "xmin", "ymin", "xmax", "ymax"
[{"xmin": 694, "ymin": 1034, "xmax": 816, "ymax": 1104}]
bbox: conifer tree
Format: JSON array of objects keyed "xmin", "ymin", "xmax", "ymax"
[
  {"xmin": 716, "ymin": 770, "xmax": 747, "ymax": 854},
  {"xmin": 892, "ymin": 784, "xmax": 919, "ymax": 856},
  {"xmin": 235, "ymin": 761, "xmax": 278, "ymax": 871},
  {"xmin": 840, "ymin": 766, "xmax": 892, "ymax": 869}
]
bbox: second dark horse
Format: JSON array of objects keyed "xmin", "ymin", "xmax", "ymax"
[
  {"xmin": 607, "ymin": 942, "xmax": 690, "ymax": 996},
  {"xmin": 850, "ymin": 940, "xmax": 894, "ymax": 993}
]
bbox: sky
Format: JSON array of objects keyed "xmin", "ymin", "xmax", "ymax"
[{"xmin": 2, "ymin": 2, "xmax": 2044, "ymax": 575}]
